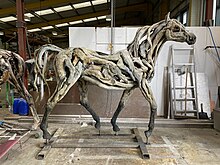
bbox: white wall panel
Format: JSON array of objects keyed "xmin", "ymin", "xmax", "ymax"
[
  {"xmin": 96, "ymin": 44, "xmax": 127, "ymax": 54},
  {"xmin": 96, "ymin": 27, "xmax": 127, "ymax": 44},
  {"xmin": 96, "ymin": 27, "xmax": 110, "ymax": 44},
  {"xmin": 69, "ymin": 27, "xmax": 96, "ymax": 49},
  {"xmin": 126, "ymin": 27, "xmax": 139, "ymax": 44},
  {"xmin": 114, "ymin": 27, "xmax": 126, "ymax": 44},
  {"xmin": 96, "ymin": 44, "xmax": 110, "ymax": 54},
  {"xmin": 113, "ymin": 44, "xmax": 127, "ymax": 52}
]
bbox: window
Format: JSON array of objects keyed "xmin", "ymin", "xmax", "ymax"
[
  {"xmin": 182, "ymin": 11, "xmax": 188, "ymax": 25},
  {"xmin": 176, "ymin": 10, "xmax": 188, "ymax": 26},
  {"xmin": 216, "ymin": 0, "xmax": 220, "ymax": 25}
]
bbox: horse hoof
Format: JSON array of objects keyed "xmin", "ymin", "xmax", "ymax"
[
  {"xmin": 113, "ymin": 125, "xmax": 120, "ymax": 132},
  {"xmin": 43, "ymin": 132, "xmax": 52, "ymax": 140},
  {"xmin": 95, "ymin": 122, "xmax": 101, "ymax": 130},
  {"xmin": 144, "ymin": 130, "xmax": 152, "ymax": 138}
]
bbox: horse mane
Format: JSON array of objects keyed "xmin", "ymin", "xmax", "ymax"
[{"xmin": 127, "ymin": 20, "xmax": 167, "ymax": 59}]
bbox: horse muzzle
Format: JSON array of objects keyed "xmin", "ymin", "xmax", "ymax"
[{"xmin": 186, "ymin": 33, "xmax": 196, "ymax": 45}]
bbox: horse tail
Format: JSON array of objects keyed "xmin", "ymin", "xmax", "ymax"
[{"xmin": 33, "ymin": 44, "xmax": 63, "ymax": 99}]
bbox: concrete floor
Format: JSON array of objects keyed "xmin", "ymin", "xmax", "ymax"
[{"xmin": 0, "ymin": 122, "xmax": 220, "ymax": 165}]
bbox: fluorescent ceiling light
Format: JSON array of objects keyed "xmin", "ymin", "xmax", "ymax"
[
  {"xmin": 106, "ymin": 15, "xmax": 111, "ymax": 21},
  {"xmin": 0, "ymin": 31, "xmax": 4, "ymax": 36},
  {"xmin": 73, "ymin": 2, "xmax": 91, "ymax": 9},
  {"xmin": 35, "ymin": 9, "xmax": 54, "ymax": 16},
  {"xmin": 28, "ymin": 28, "xmax": 41, "ymax": 32},
  {"xmin": 92, "ymin": 0, "xmax": 107, "ymax": 5},
  {"xmin": 52, "ymin": 31, "xmax": 58, "ymax": 36},
  {"xmin": 54, "ymin": 5, "xmax": 73, "ymax": 12},
  {"xmin": 97, "ymin": 16, "xmax": 106, "ymax": 20},
  {"xmin": 69, "ymin": 20, "xmax": 83, "ymax": 25},
  {"xmin": 24, "ymin": 13, "xmax": 35, "ymax": 18},
  {"xmin": 42, "ymin": 26, "xmax": 54, "ymax": 30},
  {"xmin": 0, "ymin": 16, "xmax": 16, "ymax": 22},
  {"xmin": 55, "ymin": 23, "xmax": 69, "ymax": 27},
  {"xmin": 24, "ymin": 15, "xmax": 31, "ymax": 22},
  {"xmin": 84, "ymin": 17, "xmax": 97, "ymax": 22}
]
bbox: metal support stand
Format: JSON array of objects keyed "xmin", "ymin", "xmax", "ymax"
[
  {"xmin": 36, "ymin": 128, "xmax": 149, "ymax": 160},
  {"xmin": 132, "ymin": 128, "xmax": 150, "ymax": 159},
  {"xmin": 36, "ymin": 128, "xmax": 63, "ymax": 160}
]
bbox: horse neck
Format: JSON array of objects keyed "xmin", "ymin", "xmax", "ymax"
[
  {"xmin": 148, "ymin": 28, "xmax": 167, "ymax": 64},
  {"xmin": 141, "ymin": 22, "xmax": 167, "ymax": 65}
]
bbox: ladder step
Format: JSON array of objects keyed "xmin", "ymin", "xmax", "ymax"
[
  {"xmin": 176, "ymin": 110, "xmax": 198, "ymax": 113},
  {"xmin": 174, "ymin": 98, "xmax": 196, "ymax": 101},
  {"xmin": 173, "ymin": 86, "xmax": 195, "ymax": 89},
  {"xmin": 172, "ymin": 47, "xmax": 194, "ymax": 50},
  {"xmin": 174, "ymin": 115, "xmax": 197, "ymax": 119},
  {"xmin": 174, "ymin": 63, "xmax": 195, "ymax": 66}
]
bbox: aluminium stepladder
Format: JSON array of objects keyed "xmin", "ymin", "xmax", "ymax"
[{"xmin": 169, "ymin": 45, "xmax": 199, "ymax": 119}]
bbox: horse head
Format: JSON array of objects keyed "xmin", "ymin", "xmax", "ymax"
[
  {"xmin": 164, "ymin": 12, "xmax": 196, "ymax": 45},
  {"xmin": 0, "ymin": 51, "xmax": 11, "ymax": 86},
  {"xmin": 25, "ymin": 59, "xmax": 37, "ymax": 90}
]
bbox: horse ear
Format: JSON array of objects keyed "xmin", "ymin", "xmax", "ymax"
[{"xmin": 165, "ymin": 12, "xmax": 170, "ymax": 23}]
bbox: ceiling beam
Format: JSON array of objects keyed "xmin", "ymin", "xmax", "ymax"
[
  {"xmin": 3, "ymin": 3, "xmax": 149, "ymax": 33},
  {"xmin": 3, "ymin": 15, "xmax": 146, "ymax": 45},
  {"xmin": 47, "ymin": 16, "xmax": 146, "ymax": 38},
  {"xmin": 0, "ymin": 0, "xmax": 83, "ymax": 16}
]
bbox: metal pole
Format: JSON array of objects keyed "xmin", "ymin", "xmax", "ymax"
[
  {"xmin": 16, "ymin": 0, "xmax": 28, "ymax": 87},
  {"xmin": 110, "ymin": 0, "xmax": 114, "ymax": 55}
]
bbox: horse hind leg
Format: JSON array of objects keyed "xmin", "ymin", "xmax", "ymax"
[
  {"xmin": 77, "ymin": 80, "xmax": 101, "ymax": 130},
  {"xmin": 41, "ymin": 81, "xmax": 81, "ymax": 139},
  {"xmin": 111, "ymin": 87, "xmax": 135, "ymax": 133},
  {"xmin": 40, "ymin": 61, "xmax": 83, "ymax": 140}
]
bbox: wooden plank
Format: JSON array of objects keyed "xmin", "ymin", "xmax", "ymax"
[
  {"xmin": 132, "ymin": 128, "xmax": 150, "ymax": 159},
  {"xmin": 36, "ymin": 128, "xmax": 63, "ymax": 160},
  {"xmin": 58, "ymin": 134, "xmax": 135, "ymax": 139},
  {"xmin": 52, "ymin": 142, "xmax": 138, "ymax": 148}
]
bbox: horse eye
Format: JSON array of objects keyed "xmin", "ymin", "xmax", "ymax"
[{"xmin": 173, "ymin": 26, "xmax": 180, "ymax": 32}]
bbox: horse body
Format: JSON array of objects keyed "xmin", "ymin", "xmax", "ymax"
[{"xmin": 35, "ymin": 13, "xmax": 196, "ymax": 142}]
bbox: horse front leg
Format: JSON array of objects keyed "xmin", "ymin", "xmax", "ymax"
[
  {"xmin": 139, "ymin": 78, "xmax": 157, "ymax": 144},
  {"xmin": 77, "ymin": 80, "xmax": 101, "ymax": 130},
  {"xmin": 20, "ymin": 81, "xmax": 40, "ymax": 130},
  {"xmin": 15, "ymin": 76, "xmax": 41, "ymax": 130},
  {"xmin": 111, "ymin": 87, "xmax": 135, "ymax": 133}
]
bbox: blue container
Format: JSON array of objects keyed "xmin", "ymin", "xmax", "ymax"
[
  {"xmin": 18, "ymin": 98, "xmax": 29, "ymax": 116},
  {"xmin": 13, "ymin": 98, "xmax": 20, "ymax": 114}
]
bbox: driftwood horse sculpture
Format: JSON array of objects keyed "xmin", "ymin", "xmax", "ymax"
[
  {"xmin": 0, "ymin": 49, "xmax": 40, "ymax": 129},
  {"xmin": 34, "ymin": 13, "xmax": 196, "ymax": 142}
]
